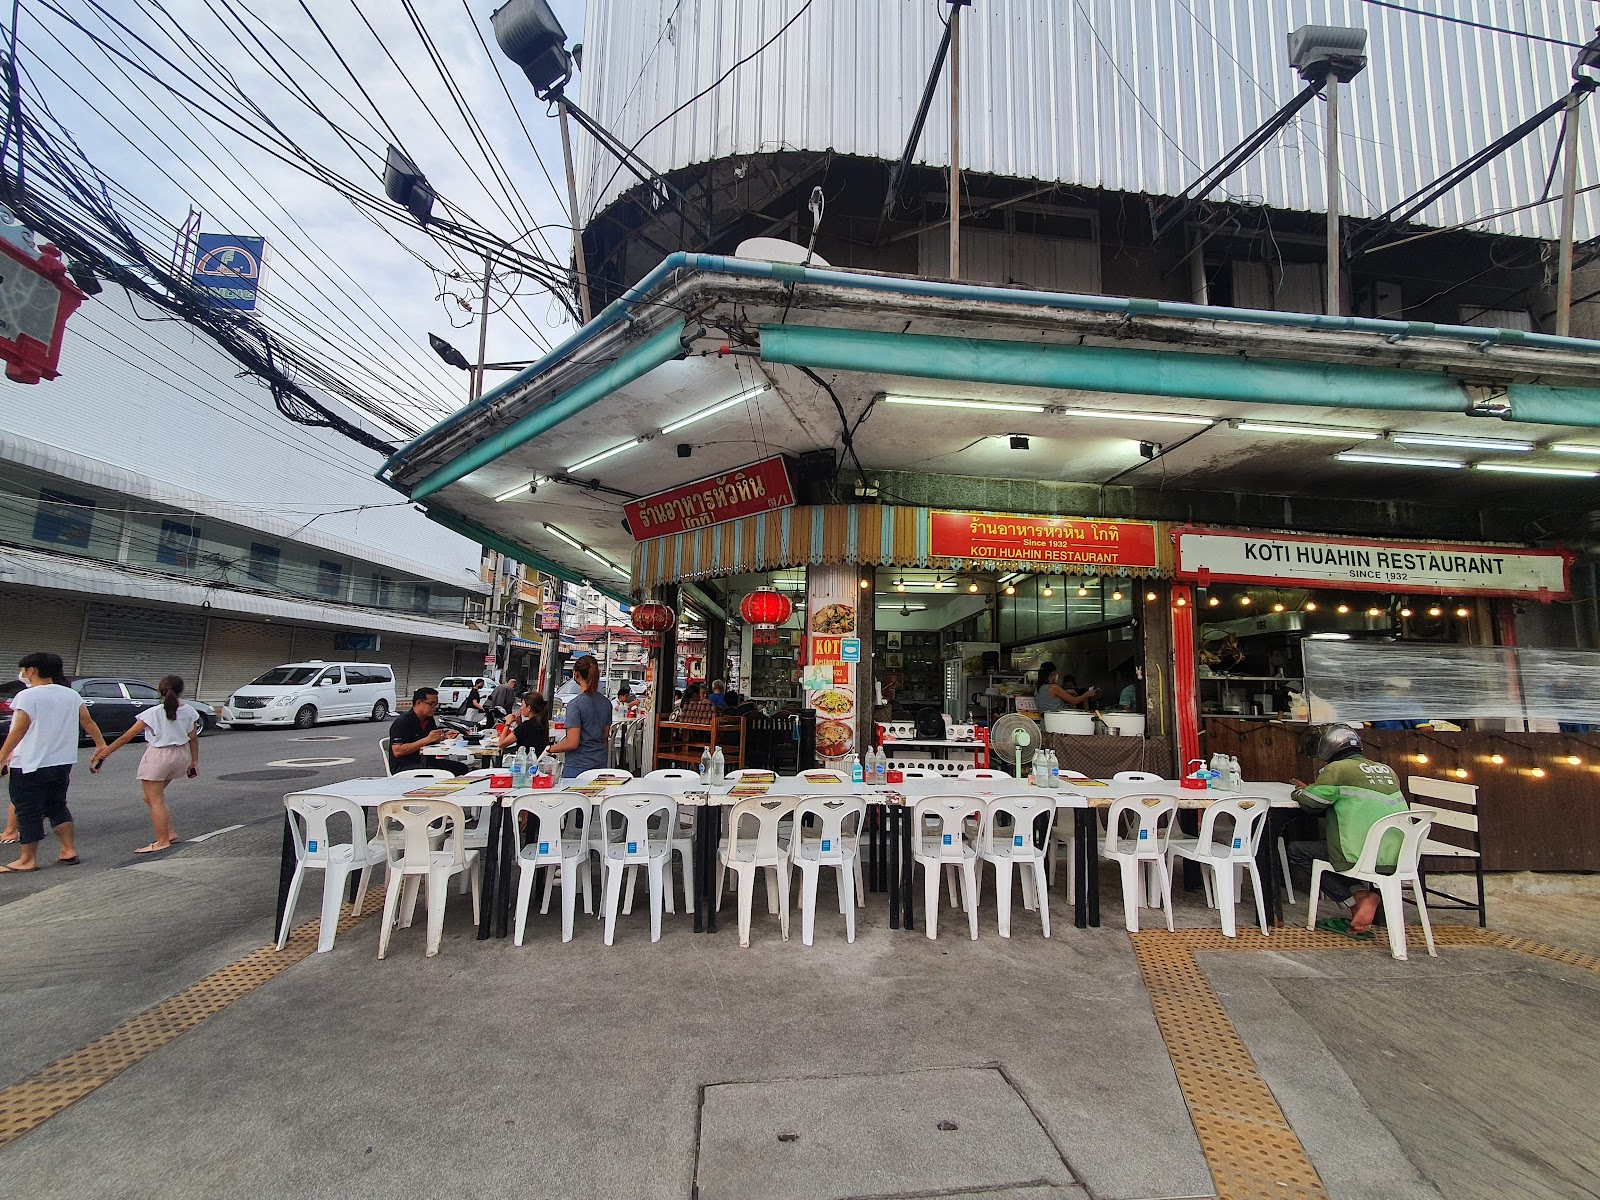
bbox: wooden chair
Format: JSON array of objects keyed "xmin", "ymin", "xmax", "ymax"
[{"xmin": 1408, "ymin": 775, "xmax": 1486, "ymax": 927}]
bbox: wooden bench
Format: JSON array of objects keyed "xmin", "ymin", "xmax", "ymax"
[
  {"xmin": 654, "ymin": 715, "xmax": 745, "ymax": 772},
  {"xmin": 1408, "ymin": 774, "xmax": 1485, "ymax": 927}
]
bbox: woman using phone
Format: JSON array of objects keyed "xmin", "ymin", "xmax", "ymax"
[{"xmin": 90, "ymin": 674, "xmax": 199, "ymax": 853}]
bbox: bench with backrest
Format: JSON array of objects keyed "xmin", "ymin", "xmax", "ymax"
[{"xmin": 1407, "ymin": 774, "xmax": 1486, "ymax": 927}]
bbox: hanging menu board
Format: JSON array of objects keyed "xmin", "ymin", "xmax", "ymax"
[{"xmin": 805, "ymin": 564, "xmax": 859, "ymax": 765}]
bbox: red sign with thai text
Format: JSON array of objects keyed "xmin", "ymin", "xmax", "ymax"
[
  {"xmin": 625, "ymin": 455, "xmax": 796, "ymax": 540},
  {"xmin": 929, "ymin": 511, "xmax": 1159, "ymax": 569}
]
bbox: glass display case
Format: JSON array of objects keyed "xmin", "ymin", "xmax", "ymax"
[{"xmin": 748, "ymin": 625, "xmax": 801, "ymax": 701}]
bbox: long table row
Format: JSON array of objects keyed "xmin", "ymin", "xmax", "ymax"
[{"xmin": 274, "ymin": 773, "xmax": 1296, "ymax": 943}]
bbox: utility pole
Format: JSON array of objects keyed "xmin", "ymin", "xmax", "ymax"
[
  {"xmin": 1557, "ymin": 89, "xmax": 1584, "ymax": 337},
  {"xmin": 948, "ymin": 0, "xmax": 963, "ymax": 280},
  {"xmin": 1324, "ymin": 77, "xmax": 1342, "ymax": 316},
  {"xmin": 557, "ymin": 100, "xmax": 594, "ymax": 324},
  {"xmin": 473, "ymin": 254, "xmax": 492, "ymax": 400}
]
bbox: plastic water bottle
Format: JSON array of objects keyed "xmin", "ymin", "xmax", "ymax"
[
  {"xmin": 1229, "ymin": 755, "xmax": 1244, "ymax": 790},
  {"xmin": 1047, "ymin": 749, "xmax": 1062, "ymax": 789},
  {"xmin": 710, "ymin": 745, "xmax": 725, "ymax": 786},
  {"xmin": 850, "ymin": 753, "xmax": 864, "ymax": 784},
  {"xmin": 699, "ymin": 745, "xmax": 712, "ymax": 783},
  {"xmin": 876, "ymin": 746, "xmax": 888, "ymax": 787}
]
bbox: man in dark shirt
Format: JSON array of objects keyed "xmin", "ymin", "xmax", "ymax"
[
  {"xmin": 489, "ymin": 677, "xmax": 518, "ymax": 720},
  {"xmin": 387, "ymin": 688, "xmax": 466, "ymax": 776}
]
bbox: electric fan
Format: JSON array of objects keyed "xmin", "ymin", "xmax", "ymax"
[{"xmin": 988, "ymin": 713, "xmax": 1038, "ymax": 778}]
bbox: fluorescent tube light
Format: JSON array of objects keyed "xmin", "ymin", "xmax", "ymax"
[
  {"xmin": 1237, "ymin": 421, "xmax": 1381, "ymax": 440},
  {"xmin": 568, "ymin": 439, "xmax": 641, "ymax": 472},
  {"xmin": 542, "ymin": 523, "xmax": 585, "ymax": 551},
  {"xmin": 583, "ymin": 547, "xmax": 613, "ymax": 567},
  {"xmin": 1336, "ymin": 452, "xmax": 1464, "ymax": 469},
  {"xmin": 1390, "ymin": 433, "xmax": 1532, "ymax": 452},
  {"xmin": 1474, "ymin": 462, "xmax": 1599, "ymax": 478},
  {"xmin": 660, "ymin": 385, "xmax": 770, "ymax": 434},
  {"xmin": 1308, "ymin": 633, "xmax": 1352, "ymax": 640},
  {"xmin": 1550, "ymin": 444, "xmax": 1600, "ymax": 456},
  {"xmin": 1063, "ymin": 407, "xmax": 1213, "ymax": 427},
  {"xmin": 883, "ymin": 395, "xmax": 1046, "ymax": 414},
  {"xmin": 610, "ymin": 565, "xmax": 630, "ymax": 578},
  {"xmin": 493, "ymin": 483, "xmax": 531, "ymax": 502},
  {"xmin": 876, "ymin": 603, "xmax": 927, "ymax": 611}
]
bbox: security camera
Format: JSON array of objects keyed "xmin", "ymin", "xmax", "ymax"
[{"xmin": 528, "ymin": 481, "xmax": 538, "ymax": 496}]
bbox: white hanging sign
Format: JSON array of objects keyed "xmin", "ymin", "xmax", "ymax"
[{"xmin": 1174, "ymin": 526, "xmax": 1570, "ymax": 598}]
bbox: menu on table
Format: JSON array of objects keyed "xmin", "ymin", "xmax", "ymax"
[
  {"xmin": 803, "ymin": 772, "xmax": 844, "ymax": 785},
  {"xmin": 402, "ymin": 780, "xmax": 477, "ymax": 798},
  {"xmin": 569, "ymin": 778, "xmax": 629, "ymax": 797},
  {"xmin": 728, "ymin": 781, "xmax": 772, "ymax": 797}
]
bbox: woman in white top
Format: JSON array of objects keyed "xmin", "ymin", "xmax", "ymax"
[{"xmin": 91, "ymin": 674, "xmax": 199, "ymax": 853}]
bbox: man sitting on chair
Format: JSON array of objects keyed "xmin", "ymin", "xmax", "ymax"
[
  {"xmin": 388, "ymin": 688, "xmax": 466, "ymax": 776},
  {"xmin": 1288, "ymin": 723, "xmax": 1408, "ymax": 936}
]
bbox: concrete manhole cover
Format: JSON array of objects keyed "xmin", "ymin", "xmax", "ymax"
[
  {"xmin": 694, "ymin": 1067, "xmax": 1082, "ymax": 1200},
  {"xmin": 290, "ymin": 735, "xmax": 351, "ymax": 742},
  {"xmin": 265, "ymin": 757, "xmax": 355, "ymax": 768},
  {"xmin": 217, "ymin": 769, "xmax": 319, "ymax": 782}
]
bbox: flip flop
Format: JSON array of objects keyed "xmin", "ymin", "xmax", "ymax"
[
  {"xmin": 1316, "ymin": 917, "xmax": 1374, "ymax": 940},
  {"xmin": 57, "ymin": 856, "xmax": 81, "ymax": 866},
  {"xmin": 0, "ymin": 862, "xmax": 40, "ymax": 874},
  {"xmin": 134, "ymin": 843, "xmax": 177, "ymax": 854}
]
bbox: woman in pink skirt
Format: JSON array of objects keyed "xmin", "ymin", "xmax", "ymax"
[{"xmin": 91, "ymin": 674, "xmax": 199, "ymax": 853}]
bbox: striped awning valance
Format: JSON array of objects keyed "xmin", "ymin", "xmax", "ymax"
[{"xmin": 632, "ymin": 505, "xmax": 1172, "ymax": 590}]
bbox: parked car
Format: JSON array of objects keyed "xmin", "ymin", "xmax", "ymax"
[
  {"xmin": 221, "ymin": 661, "xmax": 395, "ymax": 730},
  {"xmin": 436, "ymin": 676, "xmax": 483, "ymax": 715},
  {"xmin": 0, "ymin": 678, "xmax": 22, "ymax": 739},
  {"xmin": 70, "ymin": 678, "xmax": 220, "ymax": 740}
]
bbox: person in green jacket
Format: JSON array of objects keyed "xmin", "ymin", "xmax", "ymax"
[{"xmin": 1288, "ymin": 724, "xmax": 1409, "ymax": 935}]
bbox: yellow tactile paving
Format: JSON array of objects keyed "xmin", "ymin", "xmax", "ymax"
[
  {"xmin": 0, "ymin": 887, "xmax": 387, "ymax": 1148},
  {"xmin": 1131, "ymin": 923, "xmax": 1600, "ymax": 1200}
]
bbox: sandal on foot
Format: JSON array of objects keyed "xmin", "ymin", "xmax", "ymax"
[
  {"xmin": 1316, "ymin": 917, "xmax": 1374, "ymax": 940},
  {"xmin": 0, "ymin": 862, "xmax": 40, "ymax": 874},
  {"xmin": 56, "ymin": 855, "xmax": 81, "ymax": 865},
  {"xmin": 134, "ymin": 842, "xmax": 176, "ymax": 854}
]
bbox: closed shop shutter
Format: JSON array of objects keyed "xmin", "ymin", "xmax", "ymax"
[
  {"xmin": 0, "ymin": 593, "xmax": 88, "ymax": 675},
  {"xmin": 199, "ymin": 619, "xmax": 294, "ymax": 701},
  {"xmin": 289, "ymin": 626, "xmax": 337, "ymax": 662},
  {"xmin": 79, "ymin": 602, "xmax": 205, "ymax": 685},
  {"xmin": 404, "ymin": 639, "xmax": 457, "ymax": 698},
  {"xmin": 455, "ymin": 646, "xmax": 493, "ymax": 677}
]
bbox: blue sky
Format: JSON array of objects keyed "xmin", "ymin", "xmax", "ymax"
[{"xmin": 13, "ymin": 0, "xmax": 589, "ymax": 435}]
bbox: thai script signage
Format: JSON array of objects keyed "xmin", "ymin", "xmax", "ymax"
[
  {"xmin": 1174, "ymin": 527, "xmax": 1570, "ymax": 597},
  {"xmin": 929, "ymin": 511, "xmax": 1159, "ymax": 569},
  {"xmin": 625, "ymin": 455, "xmax": 795, "ymax": 540}
]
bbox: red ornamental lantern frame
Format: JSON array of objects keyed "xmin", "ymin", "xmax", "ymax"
[
  {"xmin": 630, "ymin": 599, "xmax": 676, "ymax": 647},
  {"xmin": 740, "ymin": 586, "xmax": 793, "ymax": 629},
  {"xmin": 0, "ymin": 238, "xmax": 86, "ymax": 384}
]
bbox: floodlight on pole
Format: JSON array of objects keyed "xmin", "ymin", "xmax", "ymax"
[
  {"xmin": 382, "ymin": 145, "xmax": 436, "ymax": 225},
  {"xmin": 429, "ymin": 333, "xmax": 472, "ymax": 371}
]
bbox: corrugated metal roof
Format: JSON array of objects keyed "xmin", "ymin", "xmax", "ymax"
[
  {"xmin": 576, "ymin": 0, "xmax": 1598, "ymax": 241},
  {"xmin": 0, "ymin": 545, "xmax": 491, "ymax": 645}
]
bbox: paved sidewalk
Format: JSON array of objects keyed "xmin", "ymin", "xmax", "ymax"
[{"xmin": 1, "ymin": 833, "xmax": 1596, "ymax": 1200}]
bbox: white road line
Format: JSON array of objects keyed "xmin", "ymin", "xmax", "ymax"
[{"xmin": 188, "ymin": 824, "xmax": 245, "ymax": 843}]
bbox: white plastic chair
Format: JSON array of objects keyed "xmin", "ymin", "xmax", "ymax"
[
  {"xmin": 1100, "ymin": 795, "xmax": 1178, "ymax": 932},
  {"xmin": 1166, "ymin": 798, "xmax": 1270, "ymax": 937},
  {"xmin": 375, "ymin": 799, "xmax": 482, "ymax": 958},
  {"xmin": 279, "ymin": 793, "xmax": 385, "ymax": 953},
  {"xmin": 509, "ymin": 794, "xmax": 592, "ymax": 944},
  {"xmin": 573, "ymin": 768, "xmax": 633, "ymax": 786},
  {"xmin": 393, "ymin": 768, "xmax": 454, "ymax": 780},
  {"xmin": 790, "ymin": 795, "xmax": 866, "ymax": 945},
  {"xmin": 727, "ymin": 768, "xmax": 777, "ymax": 783},
  {"xmin": 1307, "ymin": 809, "xmax": 1437, "ymax": 961},
  {"xmin": 379, "ymin": 737, "xmax": 393, "ymax": 775},
  {"xmin": 912, "ymin": 795, "xmax": 980, "ymax": 940},
  {"xmin": 596, "ymin": 791, "xmax": 677, "ymax": 944},
  {"xmin": 958, "ymin": 767, "xmax": 1010, "ymax": 780},
  {"xmin": 976, "ymin": 793, "xmax": 1055, "ymax": 938},
  {"xmin": 716, "ymin": 795, "xmax": 797, "ymax": 947},
  {"xmin": 1112, "ymin": 771, "xmax": 1164, "ymax": 781},
  {"xmin": 644, "ymin": 768, "xmax": 701, "ymax": 785}
]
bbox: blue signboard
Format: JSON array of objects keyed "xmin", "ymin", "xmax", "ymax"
[
  {"xmin": 841, "ymin": 638, "xmax": 861, "ymax": 663},
  {"xmin": 193, "ymin": 233, "xmax": 266, "ymax": 310}
]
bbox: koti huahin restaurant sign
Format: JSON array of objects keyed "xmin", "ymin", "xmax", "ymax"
[{"xmin": 1174, "ymin": 527, "xmax": 1570, "ymax": 597}]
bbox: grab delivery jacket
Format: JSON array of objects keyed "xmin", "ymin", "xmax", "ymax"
[{"xmin": 1291, "ymin": 755, "xmax": 1408, "ymax": 873}]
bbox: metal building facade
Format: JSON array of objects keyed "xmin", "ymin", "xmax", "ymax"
[{"xmin": 576, "ymin": 0, "xmax": 1598, "ymax": 241}]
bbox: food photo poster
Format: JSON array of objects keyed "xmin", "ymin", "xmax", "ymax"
[{"xmin": 805, "ymin": 565, "xmax": 858, "ymax": 764}]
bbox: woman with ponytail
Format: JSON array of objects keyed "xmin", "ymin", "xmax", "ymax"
[
  {"xmin": 546, "ymin": 654, "xmax": 611, "ymax": 779},
  {"xmin": 90, "ymin": 674, "xmax": 199, "ymax": 853}
]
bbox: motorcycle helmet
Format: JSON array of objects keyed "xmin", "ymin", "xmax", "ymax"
[{"xmin": 1298, "ymin": 723, "xmax": 1363, "ymax": 762}]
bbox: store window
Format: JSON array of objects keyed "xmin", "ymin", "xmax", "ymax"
[
  {"xmin": 33, "ymin": 488, "xmax": 94, "ymax": 547},
  {"xmin": 316, "ymin": 560, "xmax": 343, "ymax": 597},
  {"xmin": 247, "ymin": 542, "xmax": 280, "ymax": 585},
  {"xmin": 412, "ymin": 584, "xmax": 431, "ymax": 613},
  {"xmin": 370, "ymin": 574, "xmax": 393, "ymax": 607},
  {"xmin": 156, "ymin": 519, "xmax": 200, "ymax": 568}
]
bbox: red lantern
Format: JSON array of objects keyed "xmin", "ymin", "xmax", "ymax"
[
  {"xmin": 740, "ymin": 586, "xmax": 793, "ymax": 629},
  {"xmin": 630, "ymin": 600, "xmax": 677, "ymax": 639},
  {"xmin": 0, "ymin": 238, "xmax": 86, "ymax": 385}
]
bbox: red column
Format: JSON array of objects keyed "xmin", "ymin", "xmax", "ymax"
[{"xmin": 1170, "ymin": 582, "xmax": 1200, "ymax": 771}]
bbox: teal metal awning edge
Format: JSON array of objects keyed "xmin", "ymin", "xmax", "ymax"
[{"xmin": 422, "ymin": 507, "xmax": 631, "ymax": 608}]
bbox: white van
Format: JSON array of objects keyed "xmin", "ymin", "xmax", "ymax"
[{"xmin": 222, "ymin": 661, "xmax": 396, "ymax": 730}]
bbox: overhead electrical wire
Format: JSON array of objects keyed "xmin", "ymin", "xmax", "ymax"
[{"xmin": 1355, "ymin": 0, "xmax": 1586, "ymax": 51}]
